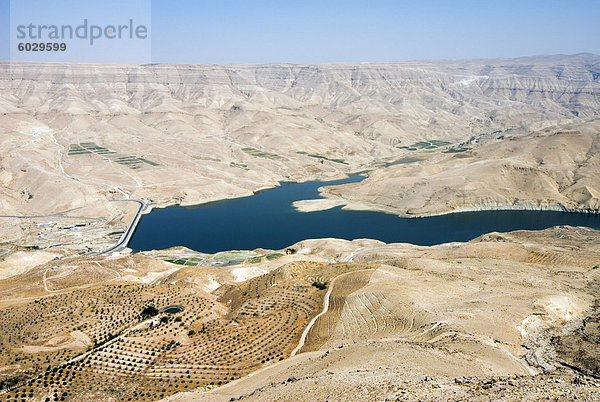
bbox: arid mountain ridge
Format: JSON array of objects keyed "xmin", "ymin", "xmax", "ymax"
[
  {"xmin": 3, "ymin": 53, "xmax": 600, "ymax": 142},
  {"xmin": 0, "ymin": 53, "xmax": 599, "ymax": 248}
]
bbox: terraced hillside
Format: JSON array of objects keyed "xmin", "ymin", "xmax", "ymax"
[
  {"xmin": 171, "ymin": 227, "xmax": 600, "ymax": 401},
  {"xmin": 0, "ymin": 256, "xmax": 377, "ymax": 401}
]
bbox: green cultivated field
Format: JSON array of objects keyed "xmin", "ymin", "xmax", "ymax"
[
  {"xmin": 214, "ymin": 251, "xmax": 260, "ymax": 263},
  {"xmin": 242, "ymin": 147, "xmax": 286, "ymax": 160},
  {"xmin": 443, "ymin": 146, "xmax": 471, "ymax": 153},
  {"xmin": 165, "ymin": 257, "xmax": 204, "ymax": 266},
  {"xmin": 152, "ymin": 252, "xmax": 282, "ymax": 267},
  {"xmin": 398, "ymin": 139, "xmax": 451, "ymax": 151},
  {"xmin": 296, "ymin": 151, "xmax": 348, "ymax": 165},
  {"xmin": 246, "ymin": 253, "xmax": 284, "ymax": 264},
  {"xmin": 67, "ymin": 142, "xmax": 159, "ymax": 168},
  {"xmin": 230, "ymin": 162, "xmax": 249, "ymax": 170}
]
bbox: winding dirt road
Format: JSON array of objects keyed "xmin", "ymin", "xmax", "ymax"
[{"xmin": 291, "ymin": 269, "xmax": 375, "ymax": 356}]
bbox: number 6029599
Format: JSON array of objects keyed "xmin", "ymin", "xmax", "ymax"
[{"xmin": 17, "ymin": 43, "xmax": 67, "ymax": 51}]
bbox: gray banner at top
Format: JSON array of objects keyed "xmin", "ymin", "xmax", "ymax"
[{"xmin": 10, "ymin": 0, "xmax": 151, "ymax": 63}]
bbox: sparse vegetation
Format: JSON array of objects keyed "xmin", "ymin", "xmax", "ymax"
[
  {"xmin": 242, "ymin": 147, "xmax": 286, "ymax": 160},
  {"xmin": 67, "ymin": 142, "xmax": 158, "ymax": 168},
  {"xmin": 165, "ymin": 258, "xmax": 198, "ymax": 266},
  {"xmin": 296, "ymin": 151, "xmax": 348, "ymax": 165},
  {"xmin": 398, "ymin": 139, "xmax": 451, "ymax": 151},
  {"xmin": 0, "ymin": 283, "xmax": 219, "ymax": 400},
  {"xmin": 214, "ymin": 251, "xmax": 259, "ymax": 263},
  {"xmin": 443, "ymin": 146, "xmax": 471, "ymax": 153},
  {"xmin": 0, "ymin": 261, "xmax": 373, "ymax": 400},
  {"xmin": 141, "ymin": 306, "xmax": 159, "ymax": 317},
  {"xmin": 229, "ymin": 162, "xmax": 249, "ymax": 170}
]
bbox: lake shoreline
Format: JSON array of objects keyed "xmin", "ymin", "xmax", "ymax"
[{"xmin": 127, "ymin": 175, "xmax": 600, "ymax": 254}]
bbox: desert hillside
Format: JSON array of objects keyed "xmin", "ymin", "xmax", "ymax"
[
  {"xmin": 1, "ymin": 55, "xmax": 600, "ymax": 401},
  {"xmin": 1, "ymin": 55, "xmax": 600, "ymax": 251},
  {"xmin": 0, "ymin": 227, "xmax": 598, "ymax": 400},
  {"xmin": 1, "ymin": 54, "xmax": 600, "ymax": 215},
  {"xmin": 322, "ymin": 119, "xmax": 600, "ymax": 216}
]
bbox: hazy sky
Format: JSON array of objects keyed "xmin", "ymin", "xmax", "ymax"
[{"xmin": 1, "ymin": 0, "xmax": 599, "ymax": 64}]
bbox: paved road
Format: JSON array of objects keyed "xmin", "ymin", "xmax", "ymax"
[
  {"xmin": 96, "ymin": 199, "xmax": 147, "ymax": 255},
  {"xmin": 0, "ymin": 207, "xmax": 84, "ymax": 219},
  {"xmin": 0, "ymin": 199, "xmax": 146, "ymax": 256}
]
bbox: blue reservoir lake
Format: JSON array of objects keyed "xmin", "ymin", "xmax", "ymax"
[{"xmin": 128, "ymin": 175, "xmax": 600, "ymax": 254}]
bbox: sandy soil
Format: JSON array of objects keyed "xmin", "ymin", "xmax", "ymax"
[
  {"xmin": 0, "ymin": 250, "xmax": 61, "ymax": 280},
  {"xmin": 0, "ymin": 227, "xmax": 599, "ymax": 400},
  {"xmin": 163, "ymin": 226, "xmax": 600, "ymax": 401},
  {"xmin": 1, "ymin": 55, "xmax": 600, "ymax": 400},
  {"xmin": 292, "ymin": 198, "xmax": 346, "ymax": 212},
  {"xmin": 324, "ymin": 119, "xmax": 600, "ymax": 217}
]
